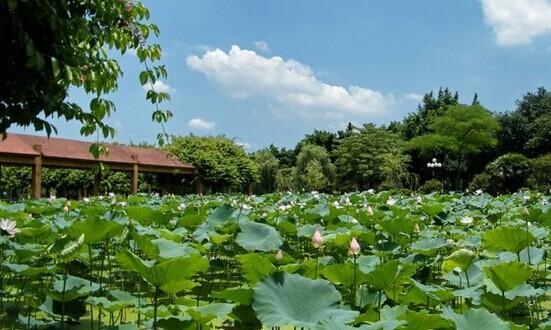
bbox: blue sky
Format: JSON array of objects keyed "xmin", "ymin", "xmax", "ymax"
[{"xmin": 13, "ymin": 0, "xmax": 551, "ymax": 149}]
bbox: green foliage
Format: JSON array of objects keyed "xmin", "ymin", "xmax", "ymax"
[
  {"xmin": 0, "ymin": 0, "xmax": 170, "ymax": 141},
  {"xmin": 334, "ymin": 124, "xmax": 409, "ymax": 191},
  {"xmin": 407, "ymin": 104, "xmax": 500, "ymax": 189},
  {"xmin": 484, "ymin": 153, "xmax": 532, "ymax": 193},
  {"xmin": 168, "ymin": 135, "xmax": 259, "ymax": 192},
  {"xmin": 275, "ymin": 167, "xmax": 296, "ymax": 192},
  {"xmin": 401, "ymin": 88, "xmax": 460, "ymax": 140},
  {"xmin": 420, "ymin": 179, "xmax": 444, "ymax": 193},
  {"xmin": 253, "ymin": 149, "xmax": 280, "ymax": 194},
  {"xmin": 527, "ymin": 154, "xmax": 551, "ymax": 191},
  {"xmin": 295, "ymin": 144, "xmax": 336, "ymax": 192}
]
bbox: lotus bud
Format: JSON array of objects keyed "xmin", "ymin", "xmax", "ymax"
[
  {"xmin": 178, "ymin": 202, "xmax": 186, "ymax": 211},
  {"xmin": 348, "ymin": 237, "xmax": 361, "ymax": 256},
  {"xmin": 63, "ymin": 206, "xmax": 69, "ymax": 213},
  {"xmin": 275, "ymin": 249, "xmax": 284, "ymax": 261},
  {"xmin": 446, "ymin": 238, "xmax": 455, "ymax": 248},
  {"xmin": 414, "ymin": 223, "xmax": 420, "ymax": 233},
  {"xmin": 522, "ymin": 207, "xmax": 529, "ymax": 216},
  {"xmin": 312, "ymin": 230, "xmax": 323, "ymax": 249},
  {"xmin": 351, "ymin": 218, "xmax": 359, "ymax": 224}
]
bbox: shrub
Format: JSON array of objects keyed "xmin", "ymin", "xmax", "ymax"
[
  {"xmin": 468, "ymin": 173, "xmax": 492, "ymax": 193},
  {"xmin": 485, "ymin": 153, "xmax": 531, "ymax": 193},
  {"xmin": 527, "ymin": 154, "xmax": 551, "ymax": 191},
  {"xmin": 419, "ymin": 179, "xmax": 443, "ymax": 193}
]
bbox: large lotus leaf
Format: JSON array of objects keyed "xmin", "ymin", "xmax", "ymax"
[
  {"xmin": 442, "ymin": 307, "xmax": 509, "ymax": 330},
  {"xmin": 236, "ymin": 253, "xmax": 275, "ymax": 284},
  {"xmin": 85, "ymin": 296, "xmax": 132, "ymax": 312},
  {"xmin": 482, "ymin": 226, "xmax": 534, "ymax": 254},
  {"xmin": 49, "ymin": 275, "xmax": 100, "ymax": 302},
  {"xmin": 365, "ymin": 260, "xmax": 416, "ymax": 291},
  {"xmin": 115, "ymin": 250, "xmax": 208, "ymax": 290},
  {"xmin": 321, "ymin": 263, "xmax": 366, "ymax": 287},
  {"xmin": 236, "ymin": 221, "xmax": 283, "ymax": 252},
  {"xmin": 357, "ymin": 255, "xmax": 381, "ymax": 274},
  {"xmin": 252, "ymin": 272, "xmax": 358, "ymax": 328},
  {"xmin": 442, "ymin": 249, "xmax": 476, "ymax": 273},
  {"xmin": 411, "ymin": 238, "xmax": 447, "ymax": 256},
  {"xmin": 126, "ymin": 206, "xmax": 170, "ymax": 225},
  {"xmin": 404, "ymin": 310, "xmax": 453, "ymax": 330},
  {"xmin": 205, "ymin": 205, "xmax": 237, "ymax": 228},
  {"xmin": 498, "ymin": 247, "xmax": 545, "ymax": 266},
  {"xmin": 151, "ymin": 238, "xmax": 199, "ymax": 259},
  {"xmin": 187, "ymin": 303, "xmax": 235, "ymax": 324},
  {"xmin": 484, "ymin": 261, "xmax": 532, "ymax": 292},
  {"xmin": 420, "ymin": 203, "xmax": 445, "ymax": 218},
  {"xmin": 211, "ymin": 287, "xmax": 253, "ymax": 305},
  {"xmin": 66, "ymin": 217, "xmax": 123, "ymax": 244}
]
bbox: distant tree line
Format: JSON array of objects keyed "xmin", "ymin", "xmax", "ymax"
[
  {"xmin": 3, "ymin": 87, "xmax": 551, "ymax": 198},
  {"xmin": 252, "ymin": 87, "xmax": 551, "ymax": 194}
]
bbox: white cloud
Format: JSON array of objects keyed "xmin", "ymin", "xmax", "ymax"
[
  {"xmin": 253, "ymin": 40, "xmax": 270, "ymax": 52},
  {"xmin": 404, "ymin": 93, "xmax": 423, "ymax": 102},
  {"xmin": 481, "ymin": 0, "xmax": 551, "ymax": 46},
  {"xmin": 143, "ymin": 80, "xmax": 174, "ymax": 94},
  {"xmin": 236, "ymin": 141, "xmax": 251, "ymax": 150},
  {"xmin": 186, "ymin": 45, "xmax": 392, "ymax": 118},
  {"xmin": 187, "ymin": 118, "xmax": 216, "ymax": 130}
]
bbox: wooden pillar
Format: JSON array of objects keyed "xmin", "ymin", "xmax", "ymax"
[
  {"xmin": 161, "ymin": 173, "xmax": 171, "ymax": 195},
  {"xmin": 131, "ymin": 164, "xmax": 139, "ymax": 194},
  {"xmin": 31, "ymin": 144, "xmax": 42, "ymax": 199},
  {"xmin": 93, "ymin": 172, "xmax": 101, "ymax": 196},
  {"xmin": 195, "ymin": 177, "xmax": 204, "ymax": 195}
]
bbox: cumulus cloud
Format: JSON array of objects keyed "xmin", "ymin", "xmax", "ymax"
[
  {"xmin": 143, "ymin": 80, "xmax": 174, "ymax": 94},
  {"xmin": 481, "ymin": 0, "xmax": 551, "ymax": 46},
  {"xmin": 253, "ymin": 40, "xmax": 270, "ymax": 52},
  {"xmin": 187, "ymin": 118, "xmax": 216, "ymax": 130},
  {"xmin": 236, "ymin": 141, "xmax": 251, "ymax": 150},
  {"xmin": 186, "ymin": 45, "xmax": 392, "ymax": 118},
  {"xmin": 404, "ymin": 93, "xmax": 424, "ymax": 102}
]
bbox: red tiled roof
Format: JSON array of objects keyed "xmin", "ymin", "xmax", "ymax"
[{"xmin": 0, "ymin": 133, "xmax": 194, "ymax": 172}]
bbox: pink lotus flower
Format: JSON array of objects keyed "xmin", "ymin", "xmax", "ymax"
[
  {"xmin": 312, "ymin": 230, "xmax": 323, "ymax": 249},
  {"xmin": 348, "ymin": 237, "xmax": 361, "ymax": 256},
  {"xmin": 0, "ymin": 219, "xmax": 20, "ymax": 237}
]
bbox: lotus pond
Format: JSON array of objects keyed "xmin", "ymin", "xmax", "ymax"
[{"xmin": 0, "ymin": 191, "xmax": 550, "ymax": 329}]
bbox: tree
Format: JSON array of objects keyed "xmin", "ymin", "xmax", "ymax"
[
  {"xmin": 253, "ymin": 150, "xmax": 280, "ymax": 194},
  {"xmin": 295, "ymin": 145, "xmax": 335, "ymax": 192},
  {"xmin": 167, "ymin": 135, "xmax": 259, "ymax": 192},
  {"xmin": 401, "ymin": 88, "xmax": 459, "ymax": 140},
  {"xmin": 1, "ymin": 0, "xmax": 171, "ymax": 148},
  {"xmin": 407, "ymin": 104, "xmax": 500, "ymax": 189},
  {"xmin": 498, "ymin": 87, "xmax": 551, "ymax": 157},
  {"xmin": 295, "ymin": 130, "xmax": 338, "ymax": 155},
  {"xmin": 334, "ymin": 123, "xmax": 410, "ymax": 191}
]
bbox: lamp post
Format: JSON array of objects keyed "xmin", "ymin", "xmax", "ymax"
[{"xmin": 427, "ymin": 158, "xmax": 442, "ymax": 179}]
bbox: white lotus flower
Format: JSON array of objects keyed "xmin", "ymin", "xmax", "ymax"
[
  {"xmin": 83, "ymin": 197, "xmax": 90, "ymax": 203},
  {"xmin": 460, "ymin": 216, "xmax": 474, "ymax": 225},
  {"xmin": 415, "ymin": 196, "xmax": 423, "ymax": 203},
  {"xmin": 474, "ymin": 189, "xmax": 483, "ymax": 195},
  {"xmin": 63, "ymin": 206, "xmax": 69, "ymax": 213},
  {"xmin": 0, "ymin": 219, "xmax": 20, "ymax": 237},
  {"xmin": 367, "ymin": 189, "xmax": 375, "ymax": 194},
  {"xmin": 178, "ymin": 203, "xmax": 186, "ymax": 211},
  {"xmin": 332, "ymin": 201, "xmax": 342, "ymax": 209},
  {"xmin": 108, "ymin": 192, "xmax": 115, "ymax": 198},
  {"xmin": 275, "ymin": 249, "xmax": 284, "ymax": 261},
  {"xmin": 386, "ymin": 197, "xmax": 396, "ymax": 206},
  {"xmin": 366, "ymin": 206, "xmax": 374, "ymax": 216},
  {"xmin": 351, "ymin": 218, "xmax": 359, "ymax": 224}
]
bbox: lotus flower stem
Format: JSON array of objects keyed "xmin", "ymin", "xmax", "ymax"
[
  {"xmin": 352, "ymin": 254, "xmax": 357, "ymax": 310},
  {"xmin": 153, "ymin": 286, "xmax": 160, "ymax": 330},
  {"xmin": 60, "ymin": 268, "xmax": 68, "ymax": 330},
  {"xmin": 314, "ymin": 248, "xmax": 320, "ymax": 278}
]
